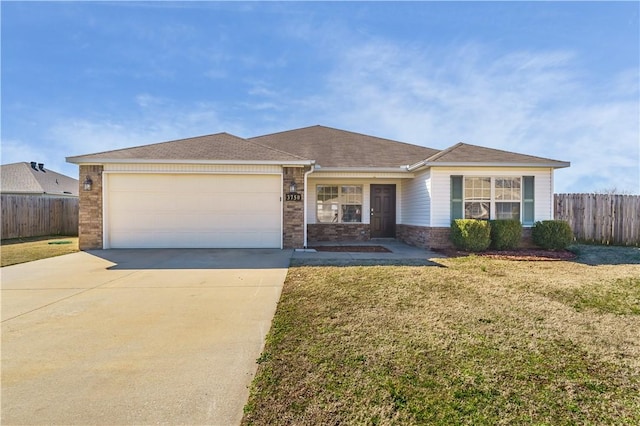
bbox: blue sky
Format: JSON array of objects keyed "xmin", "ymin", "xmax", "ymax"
[{"xmin": 2, "ymin": 1, "xmax": 639, "ymax": 193}]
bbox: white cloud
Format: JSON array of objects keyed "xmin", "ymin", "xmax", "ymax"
[
  {"xmin": 282, "ymin": 39, "xmax": 639, "ymax": 194},
  {"xmin": 31, "ymin": 102, "xmax": 253, "ymax": 178},
  {"xmin": 1, "ymin": 138, "xmax": 51, "ymax": 169},
  {"xmin": 7, "ymin": 32, "xmax": 636, "ymax": 194},
  {"xmin": 135, "ymin": 93, "xmax": 165, "ymax": 108}
]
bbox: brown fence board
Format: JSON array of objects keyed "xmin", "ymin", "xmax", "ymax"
[
  {"xmin": 1, "ymin": 195, "xmax": 79, "ymax": 240},
  {"xmin": 555, "ymin": 193, "xmax": 640, "ymax": 246}
]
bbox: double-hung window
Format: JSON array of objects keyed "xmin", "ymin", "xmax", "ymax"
[
  {"xmin": 494, "ymin": 178, "xmax": 521, "ymax": 220},
  {"xmin": 464, "ymin": 177, "xmax": 491, "ymax": 220},
  {"xmin": 452, "ymin": 176, "xmax": 534, "ymax": 224},
  {"xmin": 316, "ymin": 185, "xmax": 362, "ymax": 223},
  {"xmin": 464, "ymin": 177, "xmax": 522, "ymax": 221}
]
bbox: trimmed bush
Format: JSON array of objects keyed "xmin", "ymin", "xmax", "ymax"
[
  {"xmin": 532, "ymin": 220, "xmax": 574, "ymax": 250},
  {"xmin": 450, "ymin": 219, "xmax": 491, "ymax": 252},
  {"xmin": 489, "ymin": 219, "xmax": 523, "ymax": 250}
]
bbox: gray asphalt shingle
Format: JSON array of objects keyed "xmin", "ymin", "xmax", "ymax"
[
  {"xmin": 65, "ymin": 125, "xmax": 569, "ymax": 169},
  {"xmin": 1, "ymin": 162, "xmax": 79, "ymax": 196}
]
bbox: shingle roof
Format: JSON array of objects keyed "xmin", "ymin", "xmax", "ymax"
[
  {"xmin": 419, "ymin": 142, "xmax": 570, "ymax": 167},
  {"xmin": 65, "ymin": 126, "xmax": 569, "ymax": 170},
  {"xmin": 1, "ymin": 162, "xmax": 79, "ymax": 196},
  {"xmin": 250, "ymin": 125, "xmax": 440, "ymax": 168},
  {"xmin": 66, "ymin": 132, "xmax": 309, "ymax": 163}
]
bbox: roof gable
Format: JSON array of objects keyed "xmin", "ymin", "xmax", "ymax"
[
  {"xmin": 67, "ymin": 133, "xmax": 309, "ymax": 164},
  {"xmin": 250, "ymin": 125, "xmax": 440, "ymax": 168},
  {"xmin": 418, "ymin": 142, "xmax": 570, "ymax": 168},
  {"xmin": 1, "ymin": 162, "xmax": 79, "ymax": 196}
]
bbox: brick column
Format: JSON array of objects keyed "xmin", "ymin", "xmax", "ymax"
[
  {"xmin": 78, "ymin": 165, "xmax": 103, "ymax": 250},
  {"xmin": 282, "ymin": 167, "xmax": 306, "ymax": 249}
]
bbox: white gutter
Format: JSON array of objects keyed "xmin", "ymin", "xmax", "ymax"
[
  {"xmin": 314, "ymin": 166, "xmax": 412, "ymax": 173},
  {"xmin": 65, "ymin": 158, "xmax": 314, "ymax": 166},
  {"xmin": 303, "ymin": 164, "xmax": 315, "ymax": 248},
  {"xmin": 407, "ymin": 161, "xmax": 571, "ymax": 171}
]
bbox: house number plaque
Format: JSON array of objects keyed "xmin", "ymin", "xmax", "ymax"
[{"xmin": 286, "ymin": 193, "xmax": 303, "ymax": 201}]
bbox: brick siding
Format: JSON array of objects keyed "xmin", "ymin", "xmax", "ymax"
[
  {"xmin": 282, "ymin": 167, "xmax": 306, "ymax": 248},
  {"xmin": 78, "ymin": 165, "xmax": 103, "ymax": 250},
  {"xmin": 397, "ymin": 224, "xmax": 537, "ymax": 250},
  {"xmin": 520, "ymin": 228, "xmax": 536, "ymax": 248},
  {"xmin": 397, "ymin": 225, "xmax": 453, "ymax": 249},
  {"xmin": 307, "ymin": 223, "xmax": 371, "ymax": 243},
  {"xmin": 426, "ymin": 227, "xmax": 454, "ymax": 249}
]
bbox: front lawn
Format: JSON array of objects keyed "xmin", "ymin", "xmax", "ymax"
[
  {"xmin": 243, "ymin": 250, "xmax": 640, "ymax": 425},
  {"xmin": 1, "ymin": 236, "xmax": 79, "ymax": 267}
]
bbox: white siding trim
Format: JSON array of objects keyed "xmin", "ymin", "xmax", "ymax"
[
  {"xmin": 312, "ymin": 172, "xmax": 412, "ymax": 179},
  {"xmin": 104, "ymin": 163, "xmax": 282, "ymax": 174},
  {"xmin": 102, "ymin": 173, "xmax": 109, "ymax": 249}
]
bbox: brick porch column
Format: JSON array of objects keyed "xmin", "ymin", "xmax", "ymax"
[
  {"xmin": 78, "ymin": 165, "xmax": 103, "ymax": 250},
  {"xmin": 282, "ymin": 167, "xmax": 306, "ymax": 249}
]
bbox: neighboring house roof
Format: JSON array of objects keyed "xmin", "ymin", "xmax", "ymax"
[
  {"xmin": 0, "ymin": 162, "xmax": 79, "ymax": 196},
  {"xmin": 250, "ymin": 125, "xmax": 440, "ymax": 169},
  {"xmin": 66, "ymin": 132, "xmax": 311, "ymax": 165},
  {"xmin": 409, "ymin": 142, "xmax": 570, "ymax": 169}
]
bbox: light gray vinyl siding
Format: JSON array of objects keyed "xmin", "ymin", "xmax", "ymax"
[
  {"xmin": 400, "ymin": 169, "xmax": 431, "ymax": 226},
  {"xmin": 534, "ymin": 170, "xmax": 553, "ymax": 222}
]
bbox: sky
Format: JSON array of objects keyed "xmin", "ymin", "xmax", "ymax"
[{"xmin": 1, "ymin": 1, "xmax": 639, "ymax": 194}]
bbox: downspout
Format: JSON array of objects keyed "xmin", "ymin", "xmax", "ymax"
[{"xmin": 303, "ymin": 164, "xmax": 315, "ymax": 248}]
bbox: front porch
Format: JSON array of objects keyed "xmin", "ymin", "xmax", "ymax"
[{"xmin": 291, "ymin": 238, "xmax": 446, "ymax": 266}]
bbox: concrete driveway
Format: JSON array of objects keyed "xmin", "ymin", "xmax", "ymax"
[{"xmin": 1, "ymin": 249, "xmax": 291, "ymax": 426}]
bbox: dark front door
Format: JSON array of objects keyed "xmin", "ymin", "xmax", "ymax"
[{"xmin": 370, "ymin": 184, "xmax": 396, "ymax": 238}]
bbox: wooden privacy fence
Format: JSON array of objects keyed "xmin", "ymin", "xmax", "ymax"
[
  {"xmin": 1, "ymin": 195, "xmax": 79, "ymax": 240},
  {"xmin": 555, "ymin": 193, "xmax": 640, "ymax": 246}
]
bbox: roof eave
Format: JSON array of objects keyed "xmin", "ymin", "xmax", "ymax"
[
  {"xmin": 65, "ymin": 158, "xmax": 315, "ymax": 166},
  {"xmin": 1, "ymin": 190, "xmax": 45, "ymax": 195},
  {"xmin": 314, "ymin": 166, "xmax": 412, "ymax": 173},
  {"xmin": 410, "ymin": 161, "xmax": 570, "ymax": 170}
]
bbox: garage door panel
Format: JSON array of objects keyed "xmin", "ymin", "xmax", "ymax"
[
  {"xmin": 120, "ymin": 212, "xmax": 280, "ymax": 232},
  {"xmin": 107, "ymin": 174, "xmax": 282, "ymax": 248},
  {"xmin": 109, "ymin": 230, "xmax": 282, "ymax": 249}
]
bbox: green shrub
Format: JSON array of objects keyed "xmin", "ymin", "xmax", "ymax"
[
  {"xmin": 489, "ymin": 219, "xmax": 522, "ymax": 250},
  {"xmin": 450, "ymin": 219, "xmax": 491, "ymax": 252},
  {"xmin": 532, "ymin": 220, "xmax": 574, "ymax": 250}
]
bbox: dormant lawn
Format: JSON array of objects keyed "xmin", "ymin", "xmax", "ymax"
[
  {"xmin": 243, "ymin": 246, "xmax": 640, "ymax": 425},
  {"xmin": 0, "ymin": 236, "xmax": 78, "ymax": 267}
]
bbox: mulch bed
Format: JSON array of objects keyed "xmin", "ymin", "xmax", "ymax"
[
  {"xmin": 311, "ymin": 245, "xmax": 392, "ymax": 253},
  {"xmin": 435, "ymin": 248, "xmax": 577, "ymax": 261}
]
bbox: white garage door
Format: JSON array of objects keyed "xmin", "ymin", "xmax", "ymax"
[{"xmin": 106, "ymin": 173, "xmax": 282, "ymax": 248}]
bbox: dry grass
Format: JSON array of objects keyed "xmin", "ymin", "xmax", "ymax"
[
  {"xmin": 243, "ymin": 251, "xmax": 640, "ymax": 425},
  {"xmin": 0, "ymin": 236, "xmax": 79, "ymax": 267}
]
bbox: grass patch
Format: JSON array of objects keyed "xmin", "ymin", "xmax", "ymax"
[
  {"xmin": 551, "ymin": 277, "xmax": 640, "ymax": 315},
  {"xmin": 243, "ymin": 255, "xmax": 640, "ymax": 425},
  {"xmin": 1, "ymin": 236, "xmax": 79, "ymax": 267}
]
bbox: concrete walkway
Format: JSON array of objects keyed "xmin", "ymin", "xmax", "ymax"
[
  {"xmin": 1, "ymin": 249, "xmax": 291, "ymax": 426},
  {"xmin": 292, "ymin": 239, "xmax": 445, "ymax": 266}
]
